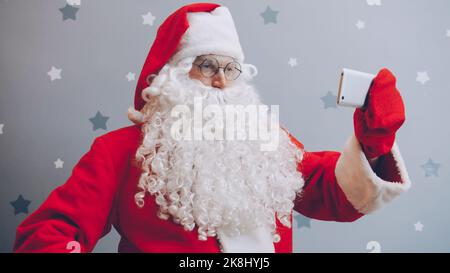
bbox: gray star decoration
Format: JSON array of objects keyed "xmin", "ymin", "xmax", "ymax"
[
  {"xmin": 89, "ymin": 111, "xmax": 109, "ymax": 131},
  {"xmin": 294, "ymin": 213, "xmax": 311, "ymax": 229},
  {"xmin": 421, "ymin": 158, "xmax": 440, "ymax": 177},
  {"xmin": 59, "ymin": 4, "xmax": 79, "ymax": 21},
  {"xmin": 320, "ymin": 91, "xmax": 338, "ymax": 109},
  {"xmin": 260, "ymin": 6, "xmax": 279, "ymax": 25},
  {"xmin": 10, "ymin": 195, "xmax": 31, "ymax": 215}
]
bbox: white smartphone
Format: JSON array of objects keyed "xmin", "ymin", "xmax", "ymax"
[{"xmin": 337, "ymin": 68, "xmax": 376, "ymax": 108}]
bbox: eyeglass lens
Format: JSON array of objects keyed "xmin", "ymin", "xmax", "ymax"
[{"xmin": 199, "ymin": 57, "xmax": 241, "ymax": 80}]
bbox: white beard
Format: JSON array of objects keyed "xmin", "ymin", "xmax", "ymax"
[{"xmin": 132, "ymin": 58, "xmax": 304, "ymax": 242}]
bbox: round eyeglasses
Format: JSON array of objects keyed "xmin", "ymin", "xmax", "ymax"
[{"xmin": 193, "ymin": 57, "xmax": 242, "ymax": 81}]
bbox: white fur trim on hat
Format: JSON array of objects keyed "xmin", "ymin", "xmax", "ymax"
[
  {"xmin": 335, "ymin": 134, "xmax": 411, "ymax": 214},
  {"xmin": 170, "ymin": 6, "xmax": 245, "ymax": 64}
]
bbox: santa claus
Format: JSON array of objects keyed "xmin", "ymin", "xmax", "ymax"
[{"xmin": 13, "ymin": 3, "xmax": 411, "ymax": 253}]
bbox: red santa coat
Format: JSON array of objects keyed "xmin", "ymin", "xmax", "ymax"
[{"xmin": 13, "ymin": 124, "xmax": 411, "ymax": 253}]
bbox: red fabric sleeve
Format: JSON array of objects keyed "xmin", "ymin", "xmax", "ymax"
[
  {"xmin": 13, "ymin": 137, "xmax": 120, "ymax": 253},
  {"xmin": 287, "ymin": 133, "xmax": 364, "ymax": 222},
  {"xmin": 294, "ymin": 150, "xmax": 364, "ymax": 222}
]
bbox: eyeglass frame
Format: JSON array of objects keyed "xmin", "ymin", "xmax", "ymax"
[{"xmin": 192, "ymin": 56, "xmax": 242, "ymax": 81}]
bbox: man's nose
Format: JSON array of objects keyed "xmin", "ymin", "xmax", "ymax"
[{"xmin": 211, "ymin": 70, "xmax": 227, "ymax": 89}]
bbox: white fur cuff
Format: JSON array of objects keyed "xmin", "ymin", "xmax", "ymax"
[{"xmin": 335, "ymin": 134, "xmax": 411, "ymax": 214}]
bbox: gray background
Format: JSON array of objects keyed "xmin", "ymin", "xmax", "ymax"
[{"xmin": 1, "ymin": 0, "xmax": 449, "ymax": 253}]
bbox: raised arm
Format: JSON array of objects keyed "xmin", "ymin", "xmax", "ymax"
[{"xmin": 291, "ymin": 68, "xmax": 412, "ymax": 222}]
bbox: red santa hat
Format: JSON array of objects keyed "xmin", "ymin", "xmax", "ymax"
[{"xmin": 133, "ymin": 3, "xmax": 245, "ymax": 111}]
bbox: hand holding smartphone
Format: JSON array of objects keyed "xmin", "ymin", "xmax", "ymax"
[{"xmin": 337, "ymin": 68, "xmax": 376, "ymax": 109}]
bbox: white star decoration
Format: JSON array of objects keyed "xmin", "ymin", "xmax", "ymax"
[
  {"xmin": 142, "ymin": 11, "xmax": 156, "ymax": 26},
  {"xmin": 54, "ymin": 158, "xmax": 64, "ymax": 169},
  {"xmin": 47, "ymin": 66, "xmax": 62, "ymax": 81},
  {"xmin": 288, "ymin": 58, "xmax": 298, "ymax": 67},
  {"xmin": 0, "ymin": 124, "xmax": 4, "ymax": 134},
  {"xmin": 356, "ymin": 20, "xmax": 365, "ymax": 30},
  {"xmin": 414, "ymin": 221, "xmax": 424, "ymax": 232},
  {"xmin": 416, "ymin": 71, "xmax": 430, "ymax": 85},
  {"xmin": 126, "ymin": 72, "xmax": 135, "ymax": 82},
  {"xmin": 421, "ymin": 158, "xmax": 440, "ymax": 177}
]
